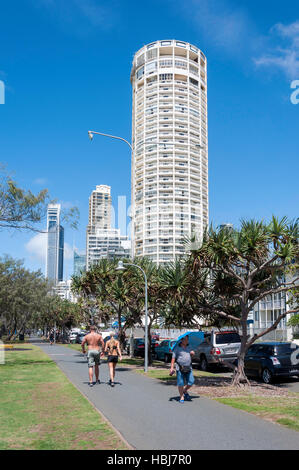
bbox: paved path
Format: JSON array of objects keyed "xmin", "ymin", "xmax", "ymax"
[{"xmin": 34, "ymin": 340, "xmax": 299, "ymax": 450}]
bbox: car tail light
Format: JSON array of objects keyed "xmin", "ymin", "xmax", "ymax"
[
  {"xmin": 138, "ymin": 345, "xmax": 144, "ymax": 349},
  {"xmin": 271, "ymin": 357, "xmax": 280, "ymax": 365},
  {"xmin": 211, "ymin": 348, "xmax": 221, "ymax": 355}
]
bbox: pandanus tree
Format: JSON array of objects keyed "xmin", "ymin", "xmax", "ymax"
[
  {"xmin": 158, "ymin": 259, "xmax": 208, "ymax": 328},
  {"xmin": 71, "ymin": 259, "xmax": 144, "ymax": 350},
  {"xmin": 188, "ymin": 216, "xmax": 299, "ymax": 386}
]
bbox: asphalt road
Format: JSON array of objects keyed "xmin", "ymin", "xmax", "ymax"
[{"xmin": 34, "ymin": 340, "xmax": 299, "ymax": 450}]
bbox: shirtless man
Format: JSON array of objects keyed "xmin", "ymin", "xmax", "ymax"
[{"xmin": 81, "ymin": 326, "xmax": 105, "ymax": 387}]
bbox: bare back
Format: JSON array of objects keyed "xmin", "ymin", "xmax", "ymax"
[{"xmin": 82, "ymin": 332, "xmax": 104, "ymax": 351}]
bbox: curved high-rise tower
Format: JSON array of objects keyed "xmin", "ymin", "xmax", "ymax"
[{"xmin": 131, "ymin": 39, "xmax": 208, "ymax": 264}]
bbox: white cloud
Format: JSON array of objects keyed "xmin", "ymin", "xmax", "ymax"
[
  {"xmin": 255, "ymin": 21, "xmax": 299, "ymax": 79},
  {"xmin": 25, "ymin": 232, "xmax": 73, "ymax": 262},
  {"xmin": 25, "ymin": 232, "xmax": 47, "ymax": 262},
  {"xmin": 33, "ymin": 177, "xmax": 47, "ymax": 186},
  {"xmin": 180, "ymin": 0, "xmax": 255, "ymax": 53}
]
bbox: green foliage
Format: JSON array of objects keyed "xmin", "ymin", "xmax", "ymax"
[
  {"xmin": 0, "ymin": 166, "xmax": 50, "ymax": 231},
  {"xmin": 0, "ymin": 256, "xmax": 80, "ymax": 338},
  {"xmin": 0, "ymin": 165, "xmax": 79, "ymax": 231},
  {"xmin": 287, "ymin": 314, "xmax": 299, "ymax": 327}
]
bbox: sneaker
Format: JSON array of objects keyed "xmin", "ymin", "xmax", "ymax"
[
  {"xmin": 96, "ymin": 380, "xmax": 101, "ymax": 385},
  {"xmin": 111, "ymin": 381, "xmax": 115, "ymax": 387},
  {"xmin": 184, "ymin": 392, "xmax": 191, "ymax": 401},
  {"xmin": 179, "ymin": 399, "xmax": 184, "ymax": 403},
  {"xmin": 89, "ymin": 382, "xmax": 94, "ymax": 387}
]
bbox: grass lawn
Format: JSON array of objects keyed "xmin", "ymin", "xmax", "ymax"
[
  {"xmin": 216, "ymin": 396, "xmax": 299, "ymax": 432},
  {"xmin": 0, "ymin": 344, "xmax": 128, "ymax": 450}
]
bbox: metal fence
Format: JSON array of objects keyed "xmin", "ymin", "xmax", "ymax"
[{"xmin": 248, "ymin": 328, "xmax": 289, "ymax": 342}]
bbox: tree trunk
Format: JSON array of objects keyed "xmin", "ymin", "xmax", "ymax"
[
  {"xmin": 232, "ymin": 353, "xmax": 250, "ymax": 387},
  {"xmin": 232, "ymin": 319, "xmax": 250, "ymax": 387}
]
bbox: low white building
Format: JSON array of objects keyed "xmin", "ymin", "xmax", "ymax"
[{"xmin": 54, "ymin": 280, "xmax": 77, "ymax": 303}]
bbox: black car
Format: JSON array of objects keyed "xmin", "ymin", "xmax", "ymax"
[
  {"xmin": 126, "ymin": 338, "xmax": 159, "ymax": 358},
  {"xmin": 244, "ymin": 342, "xmax": 299, "ymax": 384}
]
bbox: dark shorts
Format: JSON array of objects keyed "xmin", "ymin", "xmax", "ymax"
[{"xmin": 107, "ymin": 355, "xmax": 118, "ymax": 363}]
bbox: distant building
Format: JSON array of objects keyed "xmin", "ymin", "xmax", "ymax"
[
  {"xmin": 86, "ymin": 185, "xmax": 131, "ymax": 270},
  {"xmin": 54, "ymin": 280, "xmax": 77, "ymax": 303},
  {"xmin": 46, "ymin": 204, "xmax": 64, "ymax": 283},
  {"xmin": 73, "ymin": 250, "xmax": 86, "ymax": 276},
  {"xmin": 86, "ymin": 228, "xmax": 131, "ymax": 269}
]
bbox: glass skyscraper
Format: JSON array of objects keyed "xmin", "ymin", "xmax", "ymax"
[
  {"xmin": 46, "ymin": 204, "xmax": 64, "ymax": 283},
  {"xmin": 73, "ymin": 250, "xmax": 86, "ymax": 276}
]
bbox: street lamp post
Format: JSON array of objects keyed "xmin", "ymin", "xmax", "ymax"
[
  {"xmin": 116, "ymin": 260, "xmax": 149, "ymax": 373},
  {"xmin": 88, "ymin": 130, "xmax": 205, "ymax": 152}
]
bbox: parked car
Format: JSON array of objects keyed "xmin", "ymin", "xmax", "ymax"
[
  {"xmin": 193, "ymin": 330, "xmax": 241, "ymax": 371},
  {"xmin": 244, "ymin": 342, "xmax": 299, "ymax": 384},
  {"xmin": 155, "ymin": 340, "xmax": 177, "ymax": 363},
  {"xmin": 69, "ymin": 328, "xmax": 81, "ymax": 343},
  {"xmin": 76, "ymin": 331, "xmax": 87, "ymax": 344},
  {"xmin": 126, "ymin": 338, "xmax": 159, "ymax": 358},
  {"xmin": 151, "ymin": 334, "xmax": 160, "ymax": 342}
]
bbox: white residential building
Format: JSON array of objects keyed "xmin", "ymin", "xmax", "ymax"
[
  {"xmin": 54, "ymin": 280, "xmax": 77, "ymax": 303},
  {"xmin": 86, "ymin": 185, "xmax": 131, "ymax": 269},
  {"xmin": 131, "ymin": 39, "xmax": 208, "ymax": 264}
]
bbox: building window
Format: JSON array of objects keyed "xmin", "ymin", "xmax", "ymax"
[
  {"xmin": 136, "ymin": 66, "xmax": 144, "ymax": 80},
  {"xmin": 146, "ymin": 61, "xmax": 157, "ymax": 73},
  {"xmin": 189, "ymin": 78, "xmax": 199, "ymax": 87},
  {"xmin": 147, "ymin": 48, "xmax": 157, "ymax": 60},
  {"xmin": 159, "ymin": 74, "xmax": 173, "ymax": 81}
]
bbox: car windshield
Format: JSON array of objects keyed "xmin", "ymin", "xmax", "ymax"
[
  {"xmin": 215, "ymin": 332, "xmax": 241, "ymax": 344},
  {"xmin": 274, "ymin": 344, "xmax": 299, "ymax": 355}
]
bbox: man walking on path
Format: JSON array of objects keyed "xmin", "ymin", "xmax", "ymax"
[
  {"xmin": 170, "ymin": 335, "xmax": 195, "ymax": 403},
  {"xmin": 81, "ymin": 326, "xmax": 105, "ymax": 387}
]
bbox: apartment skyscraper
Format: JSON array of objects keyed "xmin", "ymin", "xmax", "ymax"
[
  {"xmin": 46, "ymin": 204, "xmax": 64, "ymax": 283},
  {"xmin": 131, "ymin": 40, "xmax": 208, "ymax": 264},
  {"xmin": 86, "ymin": 185, "xmax": 131, "ymax": 269}
]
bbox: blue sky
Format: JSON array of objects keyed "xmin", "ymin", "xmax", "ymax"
[{"xmin": 0, "ymin": 0, "xmax": 298, "ymax": 277}]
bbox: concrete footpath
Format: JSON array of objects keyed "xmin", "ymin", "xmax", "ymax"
[{"xmin": 34, "ymin": 340, "xmax": 299, "ymax": 450}]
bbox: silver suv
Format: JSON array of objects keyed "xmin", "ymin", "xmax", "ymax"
[{"xmin": 193, "ymin": 330, "xmax": 241, "ymax": 371}]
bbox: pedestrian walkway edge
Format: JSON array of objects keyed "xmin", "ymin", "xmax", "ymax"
[{"xmin": 35, "ymin": 343, "xmax": 134, "ymax": 450}]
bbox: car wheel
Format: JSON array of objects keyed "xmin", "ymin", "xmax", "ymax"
[
  {"xmin": 261, "ymin": 368, "xmax": 273, "ymax": 384},
  {"xmin": 199, "ymin": 355, "xmax": 208, "ymax": 371}
]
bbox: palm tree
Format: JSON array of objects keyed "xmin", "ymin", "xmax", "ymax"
[{"xmin": 188, "ymin": 216, "xmax": 299, "ymax": 386}]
